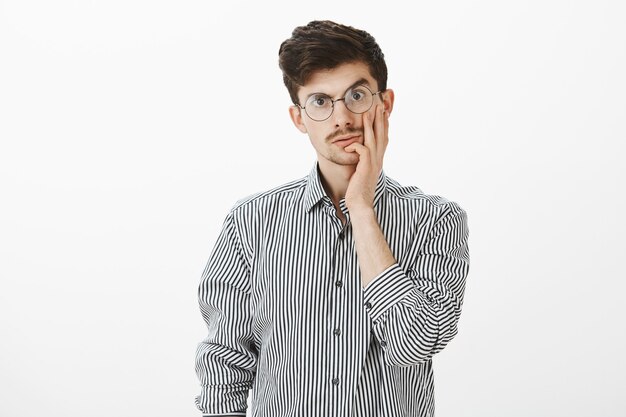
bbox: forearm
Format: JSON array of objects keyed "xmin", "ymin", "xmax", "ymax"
[
  {"xmin": 350, "ymin": 207, "xmax": 396, "ymax": 287},
  {"xmin": 196, "ymin": 210, "xmax": 255, "ymax": 415},
  {"xmin": 360, "ymin": 204, "xmax": 470, "ymax": 366},
  {"xmin": 350, "ymin": 209, "xmax": 450, "ymax": 365},
  {"xmin": 363, "ymin": 264, "xmax": 461, "ymax": 365}
]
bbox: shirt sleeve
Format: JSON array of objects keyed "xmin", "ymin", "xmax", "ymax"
[
  {"xmin": 362, "ymin": 201, "xmax": 470, "ymax": 367},
  {"xmin": 195, "ymin": 210, "xmax": 256, "ymax": 415}
]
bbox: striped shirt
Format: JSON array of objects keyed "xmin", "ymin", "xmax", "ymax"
[{"xmin": 195, "ymin": 162, "xmax": 470, "ymax": 416}]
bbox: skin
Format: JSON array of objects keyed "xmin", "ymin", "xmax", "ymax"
[{"xmin": 288, "ymin": 61, "xmax": 397, "ymax": 288}]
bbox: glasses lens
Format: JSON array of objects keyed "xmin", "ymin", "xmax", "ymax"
[
  {"xmin": 305, "ymin": 94, "xmax": 333, "ymax": 121},
  {"xmin": 345, "ymin": 86, "xmax": 373, "ymax": 114}
]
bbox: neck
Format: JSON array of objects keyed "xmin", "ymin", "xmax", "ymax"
[{"xmin": 317, "ymin": 158, "xmax": 356, "ymax": 208}]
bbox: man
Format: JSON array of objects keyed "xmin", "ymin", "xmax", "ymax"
[{"xmin": 195, "ymin": 20, "xmax": 470, "ymax": 417}]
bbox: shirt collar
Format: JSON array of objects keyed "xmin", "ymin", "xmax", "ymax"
[{"xmin": 304, "ymin": 161, "xmax": 387, "ymax": 213}]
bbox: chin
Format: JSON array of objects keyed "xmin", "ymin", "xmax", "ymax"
[{"xmin": 331, "ymin": 155, "xmax": 360, "ymax": 166}]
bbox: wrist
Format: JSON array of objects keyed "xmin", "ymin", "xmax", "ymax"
[{"xmin": 348, "ymin": 206, "xmax": 376, "ymax": 222}]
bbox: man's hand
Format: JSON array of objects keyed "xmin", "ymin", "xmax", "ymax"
[
  {"xmin": 344, "ymin": 103, "xmax": 389, "ymax": 213},
  {"xmin": 343, "ymin": 102, "xmax": 395, "ymax": 286}
]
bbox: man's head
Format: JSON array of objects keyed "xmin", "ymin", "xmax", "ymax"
[
  {"xmin": 278, "ymin": 20, "xmax": 394, "ymax": 169},
  {"xmin": 278, "ymin": 20, "xmax": 388, "ymax": 106}
]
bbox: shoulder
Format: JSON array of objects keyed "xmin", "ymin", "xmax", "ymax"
[
  {"xmin": 227, "ymin": 175, "xmax": 308, "ymax": 217},
  {"xmin": 384, "ymin": 175, "xmax": 467, "ymax": 220}
]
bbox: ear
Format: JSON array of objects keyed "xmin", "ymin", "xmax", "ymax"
[
  {"xmin": 289, "ymin": 105, "xmax": 308, "ymax": 133},
  {"xmin": 381, "ymin": 88, "xmax": 395, "ymax": 115}
]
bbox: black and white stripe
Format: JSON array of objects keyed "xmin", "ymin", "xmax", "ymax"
[{"xmin": 195, "ymin": 162, "xmax": 470, "ymax": 416}]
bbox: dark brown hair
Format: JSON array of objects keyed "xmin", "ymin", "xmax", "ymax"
[{"xmin": 278, "ymin": 20, "xmax": 388, "ymax": 105}]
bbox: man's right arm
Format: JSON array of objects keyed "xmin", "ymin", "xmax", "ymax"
[{"xmin": 195, "ymin": 210, "xmax": 256, "ymax": 415}]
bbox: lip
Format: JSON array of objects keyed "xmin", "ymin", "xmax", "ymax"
[{"xmin": 332, "ymin": 135, "xmax": 360, "ymax": 147}]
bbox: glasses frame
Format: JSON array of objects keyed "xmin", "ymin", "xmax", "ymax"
[{"xmin": 295, "ymin": 85, "xmax": 384, "ymax": 122}]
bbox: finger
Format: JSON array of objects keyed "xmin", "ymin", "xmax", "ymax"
[
  {"xmin": 375, "ymin": 104, "xmax": 386, "ymax": 155},
  {"xmin": 382, "ymin": 108, "xmax": 389, "ymax": 155},
  {"xmin": 345, "ymin": 142, "xmax": 370, "ymax": 162},
  {"xmin": 362, "ymin": 107, "xmax": 376, "ymax": 151}
]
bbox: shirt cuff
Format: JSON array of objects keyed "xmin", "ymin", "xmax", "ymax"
[{"xmin": 362, "ymin": 262, "xmax": 414, "ymax": 321}]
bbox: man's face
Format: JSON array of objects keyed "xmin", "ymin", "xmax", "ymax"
[{"xmin": 289, "ymin": 61, "xmax": 393, "ymax": 167}]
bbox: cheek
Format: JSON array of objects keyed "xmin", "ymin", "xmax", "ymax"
[
  {"xmin": 305, "ymin": 123, "xmax": 328, "ymax": 140},
  {"xmin": 309, "ymin": 130, "xmax": 326, "ymax": 145}
]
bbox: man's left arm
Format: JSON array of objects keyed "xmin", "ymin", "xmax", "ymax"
[
  {"xmin": 344, "ymin": 102, "xmax": 469, "ymax": 367},
  {"xmin": 352, "ymin": 203, "xmax": 470, "ymax": 367}
]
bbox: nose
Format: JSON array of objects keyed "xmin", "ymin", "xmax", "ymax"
[{"xmin": 331, "ymin": 99, "xmax": 354, "ymax": 128}]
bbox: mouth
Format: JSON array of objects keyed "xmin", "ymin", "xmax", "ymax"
[{"xmin": 332, "ymin": 135, "xmax": 361, "ymax": 148}]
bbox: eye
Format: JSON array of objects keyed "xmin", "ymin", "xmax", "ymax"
[
  {"xmin": 307, "ymin": 94, "xmax": 331, "ymax": 108},
  {"xmin": 349, "ymin": 87, "xmax": 368, "ymax": 101}
]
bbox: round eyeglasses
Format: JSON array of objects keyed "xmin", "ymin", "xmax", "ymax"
[{"xmin": 296, "ymin": 85, "xmax": 383, "ymax": 122}]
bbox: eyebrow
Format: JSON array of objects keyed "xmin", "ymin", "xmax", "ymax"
[{"xmin": 305, "ymin": 78, "xmax": 371, "ymax": 101}]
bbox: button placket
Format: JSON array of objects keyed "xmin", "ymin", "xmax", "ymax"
[{"xmin": 329, "ymin": 221, "xmax": 348, "ymax": 398}]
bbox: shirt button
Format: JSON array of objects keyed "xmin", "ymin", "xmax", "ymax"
[
  {"xmin": 338, "ymin": 231, "xmax": 345, "ymax": 240},
  {"xmin": 332, "ymin": 378, "xmax": 340, "ymax": 386},
  {"xmin": 333, "ymin": 328, "xmax": 341, "ymax": 336},
  {"xmin": 365, "ymin": 301, "xmax": 372, "ymax": 309},
  {"xmin": 380, "ymin": 340, "xmax": 387, "ymax": 347},
  {"xmin": 335, "ymin": 281, "xmax": 343, "ymax": 288}
]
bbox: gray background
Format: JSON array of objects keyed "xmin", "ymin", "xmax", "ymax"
[{"xmin": 1, "ymin": 1, "xmax": 624, "ymax": 416}]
